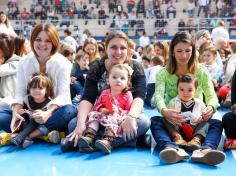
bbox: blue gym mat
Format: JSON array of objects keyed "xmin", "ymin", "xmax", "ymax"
[{"xmin": 0, "ymin": 108, "xmax": 234, "ymax": 176}]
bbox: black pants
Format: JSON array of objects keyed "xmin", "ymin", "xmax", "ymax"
[
  {"xmin": 222, "ymin": 111, "xmax": 236, "ymax": 138},
  {"xmin": 145, "ymin": 83, "xmax": 155, "ymax": 106}
]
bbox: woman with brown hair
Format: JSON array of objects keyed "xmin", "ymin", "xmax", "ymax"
[
  {"xmin": 82, "ymin": 37, "xmax": 100, "ymax": 64},
  {"xmin": 61, "ymin": 30, "xmax": 150, "ymax": 152},
  {"xmin": 154, "ymin": 40, "xmax": 169, "ymax": 65},
  {"xmin": 0, "ymin": 23, "xmax": 77, "ymax": 145},
  {"xmin": 151, "ymin": 31, "xmax": 225, "ymax": 166}
]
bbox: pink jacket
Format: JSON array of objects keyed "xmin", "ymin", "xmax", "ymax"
[{"xmin": 93, "ymin": 89, "xmax": 133, "ymax": 113}]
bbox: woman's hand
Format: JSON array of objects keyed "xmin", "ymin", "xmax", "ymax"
[
  {"xmin": 67, "ymin": 124, "xmax": 86, "ymax": 147},
  {"xmin": 11, "ymin": 108, "xmax": 25, "ymax": 133},
  {"xmin": 31, "ymin": 109, "xmax": 52, "ymax": 124},
  {"xmin": 196, "ymin": 36, "xmax": 208, "ymax": 49},
  {"xmin": 162, "ymin": 108, "xmax": 186, "ymax": 126},
  {"xmin": 120, "ymin": 115, "xmax": 137, "ymax": 142},
  {"xmin": 202, "ymin": 106, "xmax": 214, "ymax": 121}
]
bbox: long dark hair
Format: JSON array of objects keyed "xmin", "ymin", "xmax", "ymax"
[{"xmin": 167, "ymin": 31, "xmax": 197, "ymax": 74}]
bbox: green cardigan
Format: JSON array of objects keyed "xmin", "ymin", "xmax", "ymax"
[{"xmin": 152, "ymin": 64, "xmax": 219, "ymax": 113}]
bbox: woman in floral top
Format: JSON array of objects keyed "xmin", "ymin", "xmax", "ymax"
[{"xmin": 151, "ymin": 31, "xmax": 225, "ymax": 166}]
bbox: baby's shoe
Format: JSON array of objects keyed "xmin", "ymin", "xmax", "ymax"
[
  {"xmin": 48, "ymin": 130, "xmax": 61, "ymax": 144},
  {"xmin": 187, "ymin": 136, "xmax": 201, "ymax": 151},
  {"xmin": 78, "ymin": 127, "xmax": 96, "ymax": 152},
  {"xmin": 173, "ymin": 133, "xmax": 187, "ymax": 146},
  {"xmin": 22, "ymin": 137, "xmax": 34, "ymax": 149},
  {"xmin": 95, "ymin": 128, "xmax": 115, "ymax": 154},
  {"xmin": 40, "ymin": 130, "xmax": 63, "ymax": 144}
]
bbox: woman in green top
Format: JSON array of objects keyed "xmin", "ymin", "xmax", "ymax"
[{"xmin": 151, "ymin": 31, "xmax": 225, "ymax": 166}]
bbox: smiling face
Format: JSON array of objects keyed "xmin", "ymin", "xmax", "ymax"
[
  {"xmin": 84, "ymin": 43, "xmax": 96, "ymax": 57},
  {"xmin": 154, "ymin": 45, "xmax": 164, "ymax": 56},
  {"xmin": 33, "ymin": 31, "xmax": 53, "ymax": 60},
  {"xmin": 174, "ymin": 42, "xmax": 193, "ymax": 67},
  {"xmin": 178, "ymin": 82, "xmax": 196, "ymax": 102},
  {"xmin": 203, "ymin": 50, "xmax": 215, "ymax": 65},
  {"xmin": 106, "ymin": 37, "xmax": 128, "ymax": 65}
]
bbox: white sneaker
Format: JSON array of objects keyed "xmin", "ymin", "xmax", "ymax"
[
  {"xmin": 72, "ymin": 95, "xmax": 81, "ymax": 103},
  {"xmin": 160, "ymin": 147, "xmax": 189, "ymax": 164},
  {"xmin": 191, "ymin": 149, "xmax": 226, "ymax": 166}
]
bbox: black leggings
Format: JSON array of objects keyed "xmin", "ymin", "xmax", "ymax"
[{"xmin": 222, "ymin": 111, "xmax": 236, "ymax": 138}]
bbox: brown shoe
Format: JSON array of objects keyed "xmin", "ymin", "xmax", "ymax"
[
  {"xmin": 188, "ymin": 136, "xmax": 201, "ymax": 151},
  {"xmin": 95, "ymin": 128, "xmax": 115, "ymax": 154},
  {"xmin": 160, "ymin": 147, "xmax": 190, "ymax": 164},
  {"xmin": 78, "ymin": 127, "xmax": 96, "ymax": 152},
  {"xmin": 191, "ymin": 149, "xmax": 226, "ymax": 166},
  {"xmin": 173, "ymin": 133, "xmax": 187, "ymax": 145}
]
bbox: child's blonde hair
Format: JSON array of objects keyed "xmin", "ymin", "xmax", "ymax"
[
  {"xmin": 108, "ymin": 64, "xmax": 133, "ymax": 92},
  {"xmin": 27, "ymin": 73, "xmax": 54, "ymax": 98},
  {"xmin": 204, "ymin": 46, "xmax": 218, "ymax": 58}
]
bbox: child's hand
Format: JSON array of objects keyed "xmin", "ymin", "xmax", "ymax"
[
  {"xmin": 70, "ymin": 76, "xmax": 77, "ymax": 84},
  {"xmin": 191, "ymin": 115, "xmax": 203, "ymax": 125},
  {"xmin": 112, "ymin": 105, "xmax": 119, "ymax": 113},
  {"xmin": 18, "ymin": 109, "xmax": 26, "ymax": 115},
  {"xmin": 100, "ymin": 108, "xmax": 109, "ymax": 115}
]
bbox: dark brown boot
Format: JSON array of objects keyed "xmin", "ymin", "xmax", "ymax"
[
  {"xmin": 95, "ymin": 128, "xmax": 115, "ymax": 154},
  {"xmin": 78, "ymin": 127, "xmax": 96, "ymax": 152}
]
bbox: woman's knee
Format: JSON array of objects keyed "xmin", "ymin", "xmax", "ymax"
[
  {"xmin": 68, "ymin": 117, "xmax": 77, "ymax": 133},
  {"xmin": 57, "ymin": 104, "xmax": 78, "ymax": 122},
  {"xmin": 137, "ymin": 114, "xmax": 151, "ymax": 135},
  {"xmin": 0, "ymin": 108, "xmax": 12, "ymax": 132}
]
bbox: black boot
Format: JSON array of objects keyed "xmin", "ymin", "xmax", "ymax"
[
  {"xmin": 95, "ymin": 128, "xmax": 115, "ymax": 154},
  {"xmin": 60, "ymin": 137, "xmax": 78, "ymax": 153},
  {"xmin": 78, "ymin": 127, "xmax": 97, "ymax": 152}
]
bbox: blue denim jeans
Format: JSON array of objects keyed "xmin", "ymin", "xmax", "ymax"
[
  {"xmin": 68, "ymin": 113, "xmax": 151, "ymax": 148},
  {"xmin": 0, "ymin": 105, "xmax": 78, "ymax": 134},
  {"xmin": 71, "ymin": 82, "xmax": 84, "ymax": 97},
  {"xmin": 151, "ymin": 116, "xmax": 223, "ymax": 151}
]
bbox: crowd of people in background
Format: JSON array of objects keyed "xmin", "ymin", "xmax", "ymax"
[
  {"xmin": 3, "ymin": 0, "xmax": 236, "ymax": 38},
  {"xmin": 1, "ymin": 0, "xmax": 236, "ymax": 167}
]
